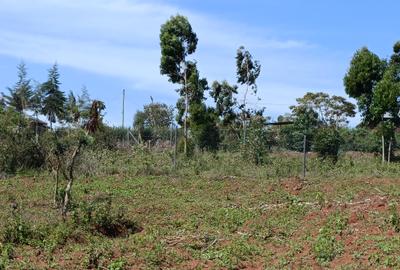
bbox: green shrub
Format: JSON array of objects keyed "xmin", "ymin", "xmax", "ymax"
[
  {"xmin": 313, "ymin": 127, "xmax": 343, "ymax": 160},
  {"xmin": 242, "ymin": 115, "xmax": 271, "ymax": 165},
  {"xmin": 278, "ymin": 107, "xmax": 318, "ymax": 152},
  {"xmin": 313, "ymin": 212, "xmax": 346, "ymax": 264},
  {"xmin": 189, "ymin": 103, "xmax": 220, "ymax": 151},
  {"xmin": 326, "ymin": 212, "xmax": 348, "ymax": 235},
  {"xmin": 0, "ymin": 108, "xmax": 45, "ymax": 174},
  {"xmin": 0, "ymin": 243, "xmax": 14, "ymax": 270},
  {"xmin": 83, "ymin": 241, "xmax": 112, "ymax": 269},
  {"xmin": 72, "ymin": 194, "xmax": 141, "ymax": 237},
  {"xmin": 41, "ymin": 222, "xmax": 73, "ymax": 252},
  {"xmin": 389, "ymin": 203, "xmax": 400, "ymax": 232},
  {"xmin": 177, "ymin": 136, "xmax": 195, "ymax": 156},
  {"xmin": 91, "ymin": 126, "xmax": 128, "ymax": 150},
  {"xmin": 313, "ymin": 227, "xmax": 342, "ymax": 263},
  {"xmin": 108, "ymin": 258, "xmax": 127, "ymax": 270},
  {"xmin": 1, "ymin": 213, "xmax": 33, "ymax": 245},
  {"xmin": 340, "ymin": 127, "xmax": 381, "ymax": 153}
]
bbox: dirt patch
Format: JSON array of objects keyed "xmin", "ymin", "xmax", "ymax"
[
  {"xmin": 291, "ymin": 193, "xmax": 391, "ymax": 268},
  {"xmin": 281, "ymin": 176, "xmax": 304, "ymax": 195}
]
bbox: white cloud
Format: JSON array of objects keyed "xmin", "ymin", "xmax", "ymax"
[
  {"xmin": 0, "ymin": 0, "xmax": 312, "ymax": 90},
  {"xmin": 0, "ymin": 29, "xmax": 167, "ymax": 87},
  {"xmin": 0, "ymin": 0, "xmax": 355, "ymax": 124}
]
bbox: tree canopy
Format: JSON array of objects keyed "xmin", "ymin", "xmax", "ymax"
[
  {"xmin": 343, "ymin": 47, "xmax": 386, "ymax": 126},
  {"xmin": 210, "ymin": 80, "xmax": 238, "ymax": 126},
  {"xmin": 160, "ymin": 15, "xmax": 198, "ymax": 84},
  {"xmin": 41, "ymin": 64, "xmax": 66, "ymax": 127},
  {"xmin": 4, "ymin": 62, "xmax": 33, "ymax": 113},
  {"xmin": 290, "ymin": 92, "xmax": 356, "ymax": 127}
]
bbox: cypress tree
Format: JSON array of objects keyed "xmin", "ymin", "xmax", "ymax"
[{"xmin": 41, "ymin": 64, "xmax": 66, "ymax": 128}]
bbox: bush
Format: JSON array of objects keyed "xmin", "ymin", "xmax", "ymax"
[
  {"xmin": 340, "ymin": 127, "xmax": 381, "ymax": 152},
  {"xmin": 40, "ymin": 222, "xmax": 73, "ymax": 252},
  {"xmin": 83, "ymin": 241, "xmax": 112, "ymax": 269},
  {"xmin": 278, "ymin": 128, "xmax": 310, "ymax": 152},
  {"xmin": 0, "ymin": 243, "xmax": 14, "ymax": 270},
  {"xmin": 0, "ymin": 108, "xmax": 45, "ymax": 174},
  {"xmin": 389, "ymin": 203, "xmax": 400, "ymax": 233},
  {"xmin": 278, "ymin": 107, "xmax": 318, "ymax": 152},
  {"xmin": 313, "ymin": 227, "xmax": 341, "ymax": 263},
  {"xmin": 313, "ymin": 213, "xmax": 346, "ymax": 264},
  {"xmin": 189, "ymin": 103, "xmax": 220, "ymax": 151},
  {"xmin": 177, "ymin": 136, "xmax": 195, "ymax": 156},
  {"xmin": 219, "ymin": 128, "xmax": 241, "ymax": 152},
  {"xmin": 92, "ymin": 126, "xmax": 129, "ymax": 150},
  {"xmin": 72, "ymin": 194, "xmax": 141, "ymax": 237},
  {"xmin": 242, "ymin": 116, "xmax": 271, "ymax": 165},
  {"xmin": 108, "ymin": 258, "xmax": 127, "ymax": 270},
  {"xmin": 1, "ymin": 213, "xmax": 33, "ymax": 245},
  {"xmin": 313, "ymin": 127, "xmax": 343, "ymax": 160}
]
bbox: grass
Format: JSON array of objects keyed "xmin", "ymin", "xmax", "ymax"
[{"xmin": 1, "ymin": 149, "xmax": 400, "ymax": 268}]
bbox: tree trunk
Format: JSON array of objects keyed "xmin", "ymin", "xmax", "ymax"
[
  {"xmin": 184, "ymin": 70, "xmax": 188, "ymax": 155},
  {"xmin": 242, "ymin": 85, "xmax": 248, "ymax": 145},
  {"xmin": 62, "ymin": 177, "xmax": 73, "ymax": 217},
  {"xmin": 242, "ymin": 63, "xmax": 249, "ymax": 145},
  {"xmin": 62, "ymin": 143, "xmax": 82, "ymax": 216},
  {"xmin": 35, "ymin": 112, "xmax": 39, "ymax": 144},
  {"xmin": 53, "ymin": 168, "xmax": 59, "ymax": 207}
]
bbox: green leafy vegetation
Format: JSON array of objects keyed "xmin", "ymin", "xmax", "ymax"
[{"xmin": 1, "ymin": 13, "xmax": 400, "ymax": 270}]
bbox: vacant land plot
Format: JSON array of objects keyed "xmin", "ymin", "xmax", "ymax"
[{"xmin": 1, "ymin": 152, "xmax": 400, "ymax": 269}]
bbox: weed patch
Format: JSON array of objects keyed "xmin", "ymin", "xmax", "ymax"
[{"xmin": 72, "ymin": 194, "xmax": 141, "ymax": 237}]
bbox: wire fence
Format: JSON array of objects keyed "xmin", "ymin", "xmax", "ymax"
[
  {"xmin": 91, "ymin": 123, "xmax": 400, "ymax": 180},
  {"xmin": 113, "ymin": 123, "xmax": 393, "ymax": 157}
]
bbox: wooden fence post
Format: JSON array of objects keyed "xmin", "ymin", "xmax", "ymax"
[
  {"xmin": 173, "ymin": 127, "xmax": 177, "ymax": 170},
  {"xmin": 382, "ymin": 135, "xmax": 385, "ymax": 164},
  {"xmin": 302, "ymin": 135, "xmax": 307, "ymax": 179}
]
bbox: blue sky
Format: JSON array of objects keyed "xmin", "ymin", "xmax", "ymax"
[{"xmin": 0, "ymin": 0, "xmax": 399, "ymax": 126}]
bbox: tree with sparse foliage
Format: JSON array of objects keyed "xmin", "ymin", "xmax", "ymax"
[
  {"xmin": 133, "ymin": 101, "xmax": 174, "ymax": 142},
  {"xmin": 65, "ymin": 91, "xmax": 79, "ymax": 125},
  {"xmin": 30, "ymin": 83, "xmax": 45, "ymax": 142},
  {"xmin": 175, "ymin": 62, "xmax": 208, "ymax": 124},
  {"xmin": 64, "ymin": 88, "xmax": 91, "ymax": 126},
  {"xmin": 210, "ymin": 80, "xmax": 238, "ymax": 126},
  {"xmin": 242, "ymin": 114, "xmax": 270, "ymax": 165},
  {"xmin": 160, "ymin": 14, "xmax": 198, "ymax": 155},
  {"xmin": 41, "ymin": 64, "xmax": 66, "ymax": 128},
  {"xmin": 0, "ymin": 93, "xmax": 6, "ymax": 110},
  {"xmin": 281, "ymin": 92, "xmax": 354, "ymax": 155},
  {"xmin": 291, "ymin": 92, "xmax": 356, "ymax": 128},
  {"xmin": 236, "ymin": 46, "xmax": 261, "ymax": 142},
  {"xmin": 4, "ymin": 62, "xmax": 33, "ymax": 114},
  {"xmin": 44, "ymin": 99, "xmax": 105, "ymax": 216}
]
